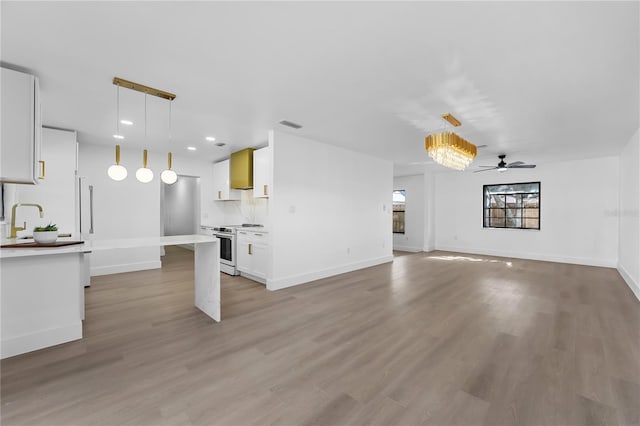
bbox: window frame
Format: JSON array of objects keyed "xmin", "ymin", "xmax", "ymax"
[
  {"xmin": 392, "ymin": 189, "xmax": 406, "ymax": 234},
  {"xmin": 482, "ymin": 181, "xmax": 541, "ymax": 230}
]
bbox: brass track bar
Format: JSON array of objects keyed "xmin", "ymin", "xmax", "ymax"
[
  {"xmin": 442, "ymin": 113, "xmax": 462, "ymax": 127},
  {"xmin": 113, "ymin": 77, "xmax": 176, "ymax": 100}
]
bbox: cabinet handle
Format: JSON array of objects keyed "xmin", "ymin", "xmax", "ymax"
[
  {"xmin": 248, "ymin": 243, "xmax": 252, "ymax": 255},
  {"xmin": 217, "ymin": 190, "xmax": 221, "ymax": 200},
  {"xmin": 38, "ymin": 160, "xmax": 45, "ymax": 180},
  {"xmin": 263, "ymin": 184, "xmax": 268, "ymax": 196}
]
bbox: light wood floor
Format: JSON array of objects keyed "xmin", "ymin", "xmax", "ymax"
[{"xmin": 2, "ymin": 248, "xmax": 639, "ymax": 426}]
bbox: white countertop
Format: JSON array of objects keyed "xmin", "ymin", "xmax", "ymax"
[
  {"xmin": 236, "ymin": 227, "xmax": 268, "ymax": 233},
  {"xmin": 0, "ymin": 234, "xmax": 217, "ymax": 259}
]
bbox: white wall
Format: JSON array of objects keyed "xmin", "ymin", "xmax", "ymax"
[
  {"xmin": 78, "ymin": 143, "xmax": 217, "ymax": 275},
  {"xmin": 393, "ymin": 175, "xmax": 424, "ymax": 252},
  {"xmin": 434, "ymin": 156, "xmax": 620, "ymax": 267},
  {"xmin": 269, "ymin": 131, "xmax": 393, "ymax": 290},
  {"xmin": 618, "ymin": 129, "xmax": 640, "ymax": 300}
]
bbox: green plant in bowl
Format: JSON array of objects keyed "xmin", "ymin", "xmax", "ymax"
[
  {"xmin": 34, "ymin": 223, "xmax": 58, "ymax": 232},
  {"xmin": 33, "ymin": 223, "xmax": 58, "ymax": 244}
]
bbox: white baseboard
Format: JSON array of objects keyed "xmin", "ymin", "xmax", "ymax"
[
  {"xmin": 435, "ymin": 245, "xmax": 617, "ymax": 268},
  {"xmin": 617, "ymin": 262, "xmax": 640, "ymax": 301},
  {"xmin": 90, "ymin": 260, "xmax": 162, "ymax": 276},
  {"xmin": 240, "ymin": 271, "xmax": 266, "ymax": 284},
  {"xmin": 1, "ymin": 322, "xmax": 82, "ymax": 359},
  {"xmin": 393, "ymin": 245, "xmax": 422, "ymax": 253},
  {"xmin": 267, "ymin": 255, "xmax": 393, "ymax": 291}
]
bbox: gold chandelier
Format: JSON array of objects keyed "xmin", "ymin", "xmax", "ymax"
[{"xmin": 425, "ymin": 113, "xmax": 477, "ymax": 171}]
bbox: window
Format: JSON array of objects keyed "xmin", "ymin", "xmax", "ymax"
[
  {"xmin": 393, "ymin": 190, "xmax": 406, "ymax": 234},
  {"xmin": 483, "ymin": 182, "xmax": 540, "ymax": 229}
]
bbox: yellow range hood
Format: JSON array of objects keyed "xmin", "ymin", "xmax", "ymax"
[{"xmin": 230, "ymin": 148, "xmax": 254, "ymax": 189}]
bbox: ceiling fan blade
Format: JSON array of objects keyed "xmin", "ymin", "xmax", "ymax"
[
  {"xmin": 507, "ymin": 161, "xmax": 524, "ymax": 166},
  {"xmin": 474, "ymin": 167, "xmax": 498, "ymax": 173},
  {"xmin": 478, "ymin": 165, "xmax": 497, "ymax": 168},
  {"xmin": 508, "ymin": 164, "xmax": 536, "ymax": 168}
]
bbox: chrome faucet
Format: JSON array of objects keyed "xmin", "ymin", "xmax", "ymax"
[{"xmin": 10, "ymin": 203, "xmax": 44, "ymax": 239}]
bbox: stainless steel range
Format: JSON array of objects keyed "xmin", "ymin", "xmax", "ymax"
[{"xmin": 201, "ymin": 224, "xmax": 263, "ymax": 276}]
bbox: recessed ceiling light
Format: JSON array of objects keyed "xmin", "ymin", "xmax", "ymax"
[
  {"xmin": 205, "ymin": 136, "xmax": 216, "ymax": 142},
  {"xmin": 113, "ymin": 134, "xmax": 124, "ymax": 139},
  {"xmin": 120, "ymin": 119, "xmax": 133, "ymax": 126},
  {"xmin": 187, "ymin": 146, "xmax": 197, "ymax": 151}
]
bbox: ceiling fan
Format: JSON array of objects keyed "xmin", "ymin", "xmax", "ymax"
[{"xmin": 474, "ymin": 154, "xmax": 536, "ymax": 173}]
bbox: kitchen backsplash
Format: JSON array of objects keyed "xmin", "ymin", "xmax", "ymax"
[{"xmin": 220, "ymin": 190, "xmax": 268, "ymax": 226}]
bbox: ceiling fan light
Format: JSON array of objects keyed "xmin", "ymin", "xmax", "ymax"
[{"xmin": 425, "ymin": 132, "xmax": 477, "ymax": 171}]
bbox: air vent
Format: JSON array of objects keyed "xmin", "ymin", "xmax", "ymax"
[{"xmin": 279, "ymin": 120, "xmax": 303, "ymax": 129}]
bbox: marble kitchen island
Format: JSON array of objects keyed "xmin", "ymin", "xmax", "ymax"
[{"xmin": 0, "ymin": 234, "xmax": 219, "ymax": 359}]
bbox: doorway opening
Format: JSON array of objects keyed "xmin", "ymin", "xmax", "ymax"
[{"xmin": 160, "ymin": 175, "xmax": 200, "ymax": 255}]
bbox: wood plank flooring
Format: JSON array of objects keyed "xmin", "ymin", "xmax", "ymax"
[{"xmin": 2, "ymin": 248, "xmax": 639, "ymax": 425}]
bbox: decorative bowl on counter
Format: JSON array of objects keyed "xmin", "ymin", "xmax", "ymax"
[
  {"xmin": 33, "ymin": 231, "xmax": 58, "ymax": 244},
  {"xmin": 33, "ymin": 223, "xmax": 58, "ymax": 244}
]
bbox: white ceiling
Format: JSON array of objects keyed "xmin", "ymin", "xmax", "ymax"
[{"xmin": 1, "ymin": 2, "xmax": 638, "ymax": 175}]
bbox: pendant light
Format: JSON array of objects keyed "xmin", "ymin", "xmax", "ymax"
[
  {"xmin": 107, "ymin": 145, "xmax": 127, "ymax": 181},
  {"xmin": 136, "ymin": 94, "xmax": 154, "ymax": 183},
  {"xmin": 160, "ymin": 99, "xmax": 177, "ymax": 185},
  {"xmin": 136, "ymin": 149, "xmax": 153, "ymax": 183},
  {"xmin": 161, "ymin": 153, "xmax": 177, "ymax": 184},
  {"xmin": 108, "ymin": 86, "xmax": 128, "ymax": 180}
]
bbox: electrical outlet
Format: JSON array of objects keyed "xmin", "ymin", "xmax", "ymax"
[{"xmin": 347, "ymin": 247, "xmax": 351, "ymax": 254}]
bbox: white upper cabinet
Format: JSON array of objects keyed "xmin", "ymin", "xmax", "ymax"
[
  {"xmin": 253, "ymin": 146, "xmax": 271, "ymax": 198},
  {"xmin": 212, "ymin": 159, "xmax": 240, "ymax": 201},
  {"xmin": 1, "ymin": 67, "xmax": 42, "ymax": 184}
]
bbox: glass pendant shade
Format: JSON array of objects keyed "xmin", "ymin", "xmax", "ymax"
[
  {"xmin": 136, "ymin": 149, "xmax": 154, "ymax": 183},
  {"xmin": 107, "ymin": 145, "xmax": 127, "ymax": 181},
  {"xmin": 161, "ymin": 152, "xmax": 177, "ymax": 184},
  {"xmin": 161, "ymin": 169, "xmax": 177, "ymax": 184}
]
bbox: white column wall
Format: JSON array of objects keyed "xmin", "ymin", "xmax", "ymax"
[
  {"xmin": 269, "ymin": 131, "xmax": 393, "ymax": 290},
  {"xmin": 618, "ymin": 129, "xmax": 640, "ymax": 300}
]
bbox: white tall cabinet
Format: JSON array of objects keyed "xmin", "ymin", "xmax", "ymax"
[
  {"xmin": 253, "ymin": 146, "xmax": 271, "ymax": 198},
  {"xmin": 0, "ymin": 67, "xmax": 42, "ymax": 184},
  {"xmin": 212, "ymin": 159, "xmax": 240, "ymax": 201}
]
